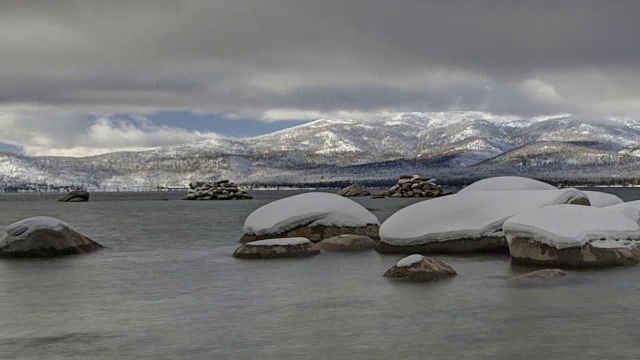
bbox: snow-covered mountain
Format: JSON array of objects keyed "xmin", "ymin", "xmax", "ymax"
[{"xmin": 3, "ymin": 111, "xmax": 640, "ymax": 189}]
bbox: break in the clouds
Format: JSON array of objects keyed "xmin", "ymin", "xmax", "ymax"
[{"xmin": 1, "ymin": 1, "xmax": 640, "ymax": 155}]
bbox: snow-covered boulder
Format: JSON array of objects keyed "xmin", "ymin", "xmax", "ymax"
[
  {"xmin": 377, "ymin": 189, "xmax": 589, "ymax": 254},
  {"xmin": 317, "ymin": 234, "xmax": 377, "ymax": 252},
  {"xmin": 240, "ymin": 192, "xmax": 380, "ymax": 243},
  {"xmin": 580, "ymin": 191, "xmax": 623, "ymax": 207},
  {"xmin": 0, "ymin": 216, "xmax": 103, "ymax": 257},
  {"xmin": 505, "ymin": 205, "xmax": 640, "ymax": 267},
  {"xmin": 383, "ymin": 255, "xmax": 457, "ymax": 282},
  {"xmin": 232, "ymin": 237, "xmax": 320, "ymax": 259},
  {"xmin": 604, "ymin": 203, "xmax": 640, "ymax": 224},
  {"xmin": 457, "ymin": 176, "xmax": 557, "ymax": 193},
  {"xmin": 59, "ymin": 190, "xmax": 90, "ymax": 202}
]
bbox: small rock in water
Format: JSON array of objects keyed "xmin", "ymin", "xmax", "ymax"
[
  {"xmin": 233, "ymin": 238, "xmax": 320, "ymax": 259},
  {"xmin": 384, "ymin": 255, "xmax": 457, "ymax": 282},
  {"xmin": 59, "ymin": 189, "xmax": 90, "ymax": 202},
  {"xmin": 513, "ymin": 269, "xmax": 567, "ymax": 280}
]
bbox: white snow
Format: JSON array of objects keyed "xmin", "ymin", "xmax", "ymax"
[
  {"xmin": 243, "ymin": 192, "xmax": 380, "ymax": 236},
  {"xmin": 1, "ymin": 216, "xmax": 71, "ymax": 246},
  {"xmin": 457, "ymin": 176, "xmax": 557, "ymax": 193},
  {"xmin": 504, "ymin": 205, "xmax": 640, "ymax": 249},
  {"xmin": 246, "ymin": 237, "xmax": 310, "ymax": 246},
  {"xmin": 604, "ymin": 204, "xmax": 640, "ymax": 223},
  {"xmin": 379, "ymin": 189, "xmax": 587, "ymax": 245},
  {"xmin": 580, "ymin": 191, "xmax": 624, "ymax": 207},
  {"xmin": 396, "ymin": 254, "xmax": 424, "ymax": 267}
]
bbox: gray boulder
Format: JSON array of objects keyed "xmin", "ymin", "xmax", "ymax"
[
  {"xmin": 233, "ymin": 238, "xmax": 320, "ymax": 259},
  {"xmin": 59, "ymin": 190, "xmax": 90, "ymax": 202},
  {"xmin": 318, "ymin": 235, "xmax": 377, "ymax": 251},
  {"xmin": 384, "ymin": 255, "xmax": 457, "ymax": 282},
  {"xmin": 0, "ymin": 216, "xmax": 103, "ymax": 257}
]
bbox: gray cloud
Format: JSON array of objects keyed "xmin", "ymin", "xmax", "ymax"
[{"xmin": 1, "ymin": 0, "xmax": 639, "ymax": 155}]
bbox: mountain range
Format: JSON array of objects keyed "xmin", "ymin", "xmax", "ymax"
[{"xmin": 3, "ymin": 111, "xmax": 640, "ymax": 190}]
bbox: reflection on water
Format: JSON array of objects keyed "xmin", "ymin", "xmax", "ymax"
[{"xmin": 0, "ymin": 188, "xmax": 639, "ymax": 359}]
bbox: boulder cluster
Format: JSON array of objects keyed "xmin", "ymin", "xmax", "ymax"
[
  {"xmin": 383, "ymin": 175, "xmax": 446, "ymax": 198},
  {"xmin": 183, "ymin": 180, "xmax": 253, "ymax": 200}
]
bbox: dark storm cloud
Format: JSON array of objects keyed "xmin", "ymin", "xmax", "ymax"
[
  {"xmin": 1, "ymin": 1, "xmax": 640, "ymax": 156},
  {"xmin": 2, "ymin": 0, "xmax": 640, "ymax": 116}
]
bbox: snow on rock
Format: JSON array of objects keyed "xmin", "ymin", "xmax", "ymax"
[
  {"xmin": 457, "ymin": 176, "xmax": 557, "ymax": 193},
  {"xmin": 580, "ymin": 191, "xmax": 624, "ymax": 207},
  {"xmin": 504, "ymin": 205, "xmax": 640, "ymax": 249},
  {"xmin": 505, "ymin": 205, "xmax": 640, "ymax": 267},
  {"xmin": 246, "ymin": 238, "xmax": 310, "ymax": 246},
  {"xmin": 604, "ymin": 204, "xmax": 640, "ymax": 223},
  {"xmin": 384, "ymin": 256, "xmax": 457, "ymax": 282},
  {"xmin": 233, "ymin": 237, "xmax": 320, "ymax": 259},
  {"xmin": 3, "ymin": 216, "xmax": 70, "ymax": 241},
  {"xmin": 377, "ymin": 189, "xmax": 588, "ymax": 254},
  {"xmin": 241, "ymin": 192, "xmax": 380, "ymax": 243},
  {"xmin": 396, "ymin": 254, "xmax": 424, "ymax": 267},
  {"xmin": 0, "ymin": 216, "xmax": 103, "ymax": 257}
]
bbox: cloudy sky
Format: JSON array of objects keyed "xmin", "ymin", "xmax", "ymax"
[{"xmin": 1, "ymin": 0, "xmax": 639, "ymax": 156}]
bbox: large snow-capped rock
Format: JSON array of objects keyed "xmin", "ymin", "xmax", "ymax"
[
  {"xmin": 232, "ymin": 237, "xmax": 320, "ymax": 259},
  {"xmin": 457, "ymin": 176, "xmax": 557, "ymax": 193},
  {"xmin": 580, "ymin": 190, "xmax": 624, "ymax": 207},
  {"xmin": 240, "ymin": 192, "xmax": 380, "ymax": 243},
  {"xmin": 0, "ymin": 216, "xmax": 103, "ymax": 257},
  {"xmin": 376, "ymin": 189, "xmax": 588, "ymax": 254},
  {"xmin": 505, "ymin": 205, "xmax": 640, "ymax": 267}
]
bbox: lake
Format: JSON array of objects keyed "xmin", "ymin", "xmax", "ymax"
[{"xmin": 0, "ymin": 188, "xmax": 639, "ymax": 359}]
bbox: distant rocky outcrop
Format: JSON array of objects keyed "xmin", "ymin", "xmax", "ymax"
[
  {"xmin": 232, "ymin": 238, "xmax": 320, "ymax": 259},
  {"xmin": 183, "ymin": 180, "xmax": 253, "ymax": 200},
  {"xmin": 317, "ymin": 234, "xmax": 377, "ymax": 251},
  {"xmin": 59, "ymin": 190, "xmax": 90, "ymax": 202},
  {"xmin": 336, "ymin": 184, "xmax": 370, "ymax": 197},
  {"xmin": 383, "ymin": 255, "xmax": 457, "ymax": 282},
  {"xmin": 0, "ymin": 216, "xmax": 104, "ymax": 257},
  {"xmin": 375, "ymin": 175, "xmax": 448, "ymax": 198}
]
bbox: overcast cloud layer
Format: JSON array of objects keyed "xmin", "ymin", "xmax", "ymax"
[{"xmin": 2, "ymin": 1, "xmax": 640, "ymax": 156}]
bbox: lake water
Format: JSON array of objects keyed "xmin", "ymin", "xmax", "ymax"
[{"xmin": 0, "ymin": 188, "xmax": 639, "ymax": 359}]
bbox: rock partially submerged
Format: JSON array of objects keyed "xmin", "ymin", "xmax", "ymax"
[
  {"xmin": 0, "ymin": 216, "xmax": 103, "ymax": 257},
  {"xmin": 505, "ymin": 205, "xmax": 640, "ymax": 267},
  {"xmin": 59, "ymin": 190, "xmax": 90, "ymax": 202},
  {"xmin": 241, "ymin": 192, "xmax": 380, "ymax": 243},
  {"xmin": 513, "ymin": 269, "xmax": 568, "ymax": 280},
  {"xmin": 317, "ymin": 235, "xmax": 377, "ymax": 251},
  {"xmin": 377, "ymin": 189, "xmax": 588, "ymax": 254},
  {"xmin": 232, "ymin": 238, "xmax": 320, "ymax": 259},
  {"xmin": 336, "ymin": 184, "xmax": 370, "ymax": 197},
  {"xmin": 383, "ymin": 255, "xmax": 457, "ymax": 282}
]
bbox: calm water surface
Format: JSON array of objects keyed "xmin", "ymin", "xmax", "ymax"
[{"xmin": 0, "ymin": 188, "xmax": 639, "ymax": 359}]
